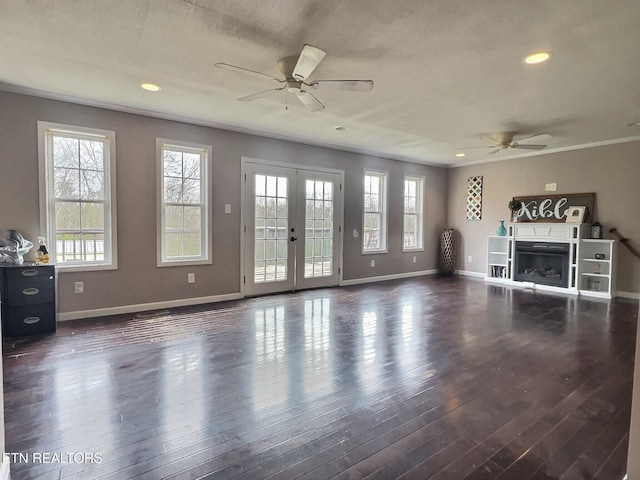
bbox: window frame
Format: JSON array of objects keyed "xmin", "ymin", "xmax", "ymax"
[
  {"xmin": 362, "ymin": 169, "xmax": 388, "ymax": 254},
  {"xmin": 38, "ymin": 121, "xmax": 118, "ymax": 272},
  {"xmin": 402, "ymin": 175, "xmax": 425, "ymax": 252},
  {"xmin": 156, "ymin": 138, "xmax": 212, "ymax": 267}
]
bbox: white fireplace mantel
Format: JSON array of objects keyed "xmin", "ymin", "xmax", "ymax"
[
  {"xmin": 485, "ymin": 222, "xmax": 616, "ymax": 298},
  {"xmin": 512, "ymin": 222, "xmax": 589, "ymax": 242}
]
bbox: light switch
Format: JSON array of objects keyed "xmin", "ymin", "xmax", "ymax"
[
  {"xmin": 545, "ymin": 183, "xmax": 557, "ymax": 192},
  {"xmin": 224, "ymin": 204, "xmax": 231, "ymax": 214}
]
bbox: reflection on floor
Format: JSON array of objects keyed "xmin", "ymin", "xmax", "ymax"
[{"xmin": 2, "ymin": 276, "xmax": 637, "ymax": 479}]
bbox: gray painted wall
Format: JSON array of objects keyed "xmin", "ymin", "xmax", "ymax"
[
  {"xmin": 447, "ymin": 143, "xmax": 640, "ymax": 294},
  {"xmin": 0, "ymin": 90, "xmax": 448, "ymax": 315}
]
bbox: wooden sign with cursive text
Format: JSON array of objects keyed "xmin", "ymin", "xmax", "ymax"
[{"xmin": 512, "ymin": 192, "xmax": 595, "ymax": 223}]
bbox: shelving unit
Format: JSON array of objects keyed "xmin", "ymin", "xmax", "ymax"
[
  {"xmin": 578, "ymin": 239, "xmax": 616, "ymax": 298},
  {"xmin": 486, "ymin": 226, "xmax": 513, "ymax": 283}
]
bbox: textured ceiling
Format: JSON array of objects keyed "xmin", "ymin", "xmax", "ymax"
[{"xmin": 1, "ymin": 0, "xmax": 639, "ymax": 166}]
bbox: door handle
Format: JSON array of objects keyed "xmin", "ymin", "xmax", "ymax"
[{"xmin": 290, "ymin": 236, "xmax": 298, "ymax": 242}]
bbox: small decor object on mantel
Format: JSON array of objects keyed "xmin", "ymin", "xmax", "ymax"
[
  {"xmin": 590, "ymin": 221, "xmax": 603, "ymax": 239},
  {"xmin": 508, "ymin": 199, "xmax": 522, "ymax": 223},
  {"xmin": 496, "ymin": 220, "xmax": 507, "ymax": 236},
  {"xmin": 565, "ymin": 206, "xmax": 586, "ymax": 223}
]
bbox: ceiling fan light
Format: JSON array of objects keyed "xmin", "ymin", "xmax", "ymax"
[
  {"xmin": 455, "ymin": 152, "xmax": 466, "ymax": 157},
  {"xmin": 524, "ymin": 51, "xmax": 552, "ymax": 65},
  {"xmin": 287, "ymin": 81, "xmax": 302, "ymax": 93}
]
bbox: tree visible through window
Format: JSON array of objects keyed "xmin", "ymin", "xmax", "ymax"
[
  {"xmin": 158, "ymin": 140, "xmax": 211, "ymax": 265},
  {"xmin": 39, "ymin": 122, "xmax": 116, "ymax": 269}
]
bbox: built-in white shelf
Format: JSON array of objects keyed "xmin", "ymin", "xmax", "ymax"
[{"xmin": 578, "ymin": 239, "xmax": 616, "ymax": 299}]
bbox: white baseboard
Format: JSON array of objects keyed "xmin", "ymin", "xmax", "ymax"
[
  {"xmin": 0, "ymin": 460, "xmax": 9, "ymax": 480},
  {"xmin": 618, "ymin": 291, "xmax": 640, "ymax": 300},
  {"xmin": 58, "ymin": 292, "xmax": 243, "ymax": 321},
  {"xmin": 454, "ymin": 270, "xmax": 485, "ymax": 278},
  {"xmin": 340, "ymin": 269, "xmax": 438, "ymax": 287}
]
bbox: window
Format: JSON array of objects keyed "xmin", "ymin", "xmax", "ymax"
[
  {"xmin": 157, "ymin": 139, "xmax": 211, "ymax": 266},
  {"xmin": 38, "ymin": 122, "xmax": 117, "ymax": 270},
  {"xmin": 403, "ymin": 175, "xmax": 424, "ymax": 251},
  {"xmin": 363, "ymin": 170, "xmax": 388, "ymax": 253}
]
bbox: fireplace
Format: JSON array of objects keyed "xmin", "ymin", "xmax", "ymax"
[{"xmin": 514, "ymin": 241, "xmax": 570, "ymax": 288}]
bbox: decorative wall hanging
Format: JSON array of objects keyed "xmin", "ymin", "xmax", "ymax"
[
  {"xmin": 511, "ymin": 192, "xmax": 595, "ymax": 223},
  {"xmin": 466, "ymin": 176, "xmax": 483, "ymax": 220}
]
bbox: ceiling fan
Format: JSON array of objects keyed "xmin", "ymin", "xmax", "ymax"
[
  {"xmin": 463, "ymin": 132, "xmax": 551, "ymax": 155},
  {"xmin": 215, "ymin": 44, "xmax": 374, "ymax": 112}
]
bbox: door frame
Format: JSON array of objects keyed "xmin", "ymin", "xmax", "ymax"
[{"xmin": 240, "ymin": 157, "xmax": 345, "ymax": 296}]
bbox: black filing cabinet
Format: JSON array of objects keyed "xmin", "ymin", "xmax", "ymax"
[{"xmin": 0, "ymin": 264, "xmax": 56, "ymax": 336}]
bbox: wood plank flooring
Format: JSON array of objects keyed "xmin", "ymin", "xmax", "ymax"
[{"xmin": 2, "ymin": 276, "xmax": 637, "ymax": 479}]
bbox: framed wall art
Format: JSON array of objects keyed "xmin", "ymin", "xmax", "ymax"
[
  {"xmin": 565, "ymin": 205, "xmax": 586, "ymax": 223},
  {"xmin": 511, "ymin": 192, "xmax": 594, "ymax": 223},
  {"xmin": 466, "ymin": 176, "xmax": 483, "ymax": 220}
]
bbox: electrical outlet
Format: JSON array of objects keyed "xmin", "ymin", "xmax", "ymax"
[
  {"xmin": 188, "ymin": 273, "xmax": 195, "ymax": 283},
  {"xmin": 74, "ymin": 281, "xmax": 84, "ymax": 294},
  {"xmin": 370, "ymin": 259, "xmax": 375, "ymax": 267},
  {"xmin": 468, "ymin": 256, "xmax": 473, "ymax": 263},
  {"xmin": 412, "ymin": 256, "xmax": 417, "ymax": 263},
  {"xmin": 545, "ymin": 183, "xmax": 557, "ymax": 192},
  {"xmin": 224, "ymin": 204, "xmax": 231, "ymax": 214}
]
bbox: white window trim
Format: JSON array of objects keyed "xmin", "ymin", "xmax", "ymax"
[
  {"xmin": 362, "ymin": 169, "xmax": 388, "ymax": 255},
  {"xmin": 402, "ymin": 175, "xmax": 425, "ymax": 252},
  {"xmin": 156, "ymin": 138, "xmax": 213, "ymax": 267},
  {"xmin": 38, "ymin": 121, "xmax": 118, "ymax": 272}
]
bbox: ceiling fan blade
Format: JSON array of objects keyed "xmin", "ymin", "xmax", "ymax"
[
  {"xmin": 514, "ymin": 133, "xmax": 550, "ymax": 143},
  {"xmin": 238, "ymin": 87, "xmax": 285, "ymax": 102},
  {"xmin": 457, "ymin": 145, "xmax": 499, "ymax": 150},
  {"xmin": 512, "ymin": 144, "xmax": 547, "ymax": 150},
  {"xmin": 487, "ymin": 148, "xmax": 501, "ymax": 155},
  {"xmin": 293, "ymin": 44, "xmax": 326, "ymax": 81},
  {"xmin": 215, "ymin": 63, "xmax": 284, "ymax": 83},
  {"xmin": 297, "ymin": 90, "xmax": 325, "ymax": 112},
  {"xmin": 310, "ymin": 80, "xmax": 374, "ymax": 92}
]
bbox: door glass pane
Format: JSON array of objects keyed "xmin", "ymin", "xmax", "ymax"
[
  {"xmin": 304, "ymin": 180, "xmax": 333, "ymax": 278},
  {"xmin": 255, "ymin": 175, "xmax": 288, "ymax": 283}
]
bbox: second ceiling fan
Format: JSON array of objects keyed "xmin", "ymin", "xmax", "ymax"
[
  {"xmin": 215, "ymin": 44, "xmax": 374, "ymax": 112},
  {"xmin": 477, "ymin": 132, "xmax": 550, "ymax": 155}
]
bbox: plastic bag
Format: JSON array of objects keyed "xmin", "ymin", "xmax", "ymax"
[{"xmin": 0, "ymin": 230, "xmax": 34, "ymax": 264}]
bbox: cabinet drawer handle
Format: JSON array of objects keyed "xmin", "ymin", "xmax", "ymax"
[
  {"xmin": 22, "ymin": 288, "xmax": 40, "ymax": 296},
  {"xmin": 21, "ymin": 269, "xmax": 38, "ymax": 277},
  {"xmin": 23, "ymin": 317, "xmax": 41, "ymax": 325}
]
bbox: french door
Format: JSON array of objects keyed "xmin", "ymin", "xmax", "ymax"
[{"xmin": 243, "ymin": 162, "xmax": 342, "ymax": 296}]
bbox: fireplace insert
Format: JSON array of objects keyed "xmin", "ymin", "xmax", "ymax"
[{"xmin": 514, "ymin": 241, "xmax": 570, "ymax": 288}]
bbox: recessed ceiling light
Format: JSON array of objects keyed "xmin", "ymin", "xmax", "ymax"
[
  {"xmin": 524, "ymin": 51, "xmax": 552, "ymax": 65},
  {"xmin": 140, "ymin": 82, "xmax": 161, "ymax": 92},
  {"xmin": 334, "ymin": 126, "xmax": 346, "ymax": 131},
  {"xmin": 455, "ymin": 152, "xmax": 466, "ymax": 157}
]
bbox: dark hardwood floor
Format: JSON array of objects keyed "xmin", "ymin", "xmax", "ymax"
[{"xmin": 2, "ymin": 276, "xmax": 637, "ymax": 480}]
